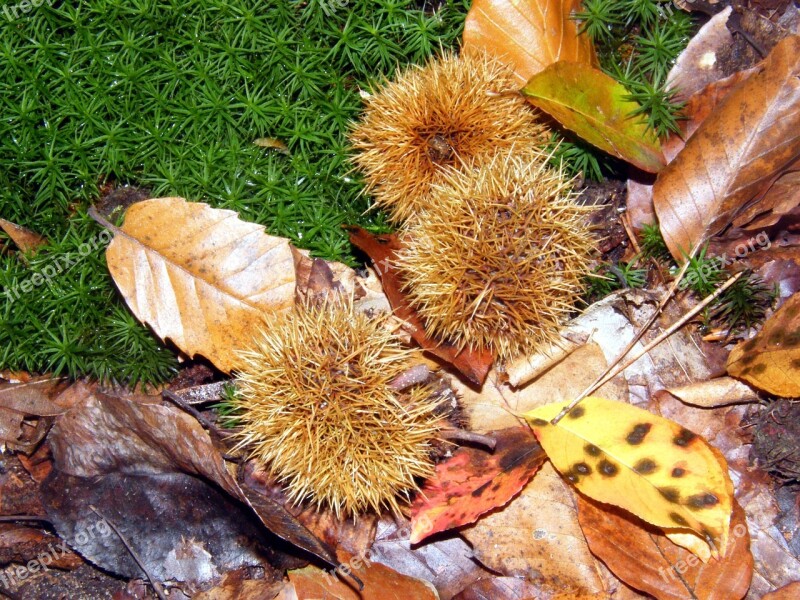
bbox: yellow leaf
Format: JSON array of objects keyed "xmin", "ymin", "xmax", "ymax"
[
  {"xmin": 727, "ymin": 292, "xmax": 800, "ymax": 397},
  {"xmin": 463, "ymin": 0, "xmax": 596, "ymax": 85},
  {"xmin": 103, "ymin": 197, "xmax": 297, "ymax": 372},
  {"xmin": 524, "ymin": 397, "xmax": 733, "ymax": 558}
]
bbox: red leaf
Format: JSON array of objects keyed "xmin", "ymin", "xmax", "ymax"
[
  {"xmin": 409, "ymin": 427, "xmax": 545, "ymax": 544},
  {"xmin": 347, "ymin": 226, "xmax": 493, "ymax": 385}
]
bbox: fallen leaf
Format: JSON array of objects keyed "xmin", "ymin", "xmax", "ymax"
[
  {"xmin": 578, "ymin": 495, "xmax": 752, "ymax": 600},
  {"xmin": 653, "ymin": 35, "xmax": 800, "ymax": 261},
  {"xmin": 194, "ymin": 571, "xmax": 288, "ymax": 600},
  {"xmin": 461, "ymin": 461, "xmax": 625, "ymax": 596},
  {"xmin": 662, "ymin": 377, "xmax": 759, "ymax": 408},
  {"xmin": 521, "ymin": 61, "xmax": 666, "ymax": 173},
  {"xmin": 525, "ymin": 397, "xmax": 734, "ymax": 557},
  {"xmin": 409, "ymin": 426, "xmax": 545, "ymax": 543},
  {"xmin": 732, "ymin": 164, "xmax": 800, "ymax": 229},
  {"xmin": 0, "ymin": 217, "xmax": 47, "ymax": 255},
  {"xmin": 762, "ymin": 581, "xmax": 800, "ymax": 599},
  {"xmin": 666, "ymin": 7, "xmax": 735, "ymax": 103},
  {"xmin": 0, "ymin": 524, "xmax": 83, "ymax": 570},
  {"xmin": 462, "ymin": 0, "xmax": 596, "ymax": 85},
  {"xmin": 0, "ymin": 376, "xmax": 70, "ymax": 452},
  {"xmin": 96, "ymin": 198, "xmax": 297, "ymax": 373},
  {"xmin": 369, "ymin": 516, "xmax": 487, "ymax": 598},
  {"xmin": 289, "ymin": 550, "xmax": 437, "ymax": 600},
  {"xmin": 727, "ymin": 291, "xmax": 800, "ymax": 396},
  {"xmin": 43, "ymin": 382, "xmax": 340, "ymax": 578},
  {"xmin": 347, "ymin": 226, "xmax": 493, "ymax": 385}
]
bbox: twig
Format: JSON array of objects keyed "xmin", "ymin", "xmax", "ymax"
[
  {"xmin": 89, "ymin": 506, "xmax": 167, "ymax": 600},
  {"xmin": 162, "ymin": 389, "xmax": 228, "ymax": 439},
  {"xmin": 439, "ymin": 428, "xmax": 496, "ymax": 450},
  {"xmin": 551, "ymin": 269, "xmax": 742, "ymax": 425}
]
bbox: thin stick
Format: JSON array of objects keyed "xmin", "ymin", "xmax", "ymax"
[
  {"xmin": 551, "ymin": 270, "xmax": 742, "ymax": 424},
  {"xmin": 162, "ymin": 389, "xmax": 228, "ymax": 439},
  {"xmin": 440, "ymin": 428, "xmax": 496, "ymax": 451},
  {"xmin": 89, "ymin": 506, "xmax": 167, "ymax": 600}
]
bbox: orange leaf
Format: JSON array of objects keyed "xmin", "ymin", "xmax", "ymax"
[
  {"xmin": 347, "ymin": 226, "xmax": 493, "ymax": 385},
  {"xmin": 463, "ymin": 0, "xmax": 596, "ymax": 85},
  {"xmin": 95, "ymin": 198, "xmax": 297, "ymax": 373},
  {"xmin": 653, "ymin": 35, "xmax": 800, "ymax": 261},
  {"xmin": 578, "ymin": 495, "xmax": 752, "ymax": 600},
  {"xmin": 727, "ymin": 291, "xmax": 800, "ymax": 397},
  {"xmin": 409, "ymin": 426, "xmax": 545, "ymax": 543},
  {"xmin": 521, "ymin": 61, "xmax": 666, "ymax": 173}
]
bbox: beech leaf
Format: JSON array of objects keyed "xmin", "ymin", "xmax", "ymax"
[
  {"xmin": 95, "ymin": 198, "xmax": 297, "ymax": 372},
  {"xmin": 524, "ymin": 397, "xmax": 733, "ymax": 558},
  {"xmin": 0, "ymin": 217, "xmax": 47, "ymax": 255},
  {"xmin": 521, "ymin": 61, "xmax": 666, "ymax": 173},
  {"xmin": 653, "ymin": 35, "xmax": 800, "ymax": 261},
  {"xmin": 409, "ymin": 426, "xmax": 545, "ymax": 543},
  {"xmin": 463, "ymin": 0, "xmax": 596, "ymax": 85},
  {"xmin": 727, "ymin": 291, "xmax": 800, "ymax": 397},
  {"xmin": 578, "ymin": 495, "xmax": 752, "ymax": 600}
]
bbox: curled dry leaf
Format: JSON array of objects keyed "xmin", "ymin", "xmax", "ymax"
[
  {"xmin": 727, "ymin": 291, "xmax": 800, "ymax": 397},
  {"xmin": 463, "ymin": 0, "xmax": 596, "ymax": 85},
  {"xmin": 663, "ymin": 377, "xmax": 759, "ymax": 408},
  {"xmin": 525, "ymin": 397, "xmax": 734, "ymax": 558},
  {"xmin": 96, "ymin": 198, "xmax": 297, "ymax": 373},
  {"xmin": 347, "ymin": 226, "xmax": 493, "ymax": 384},
  {"xmin": 762, "ymin": 582, "xmax": 800, "ymax": 600},
  {"xmin": 577, "ymin": 495, "xmax": 752, "ymax": 600},
  {"xmin": 0, "ymin": 376, "xmax": 70, "ymax": 452},
  {"xmin": 654, "ymin": 35, "xmax": 800, "ymax": 261},
  {"xmin": 409, "ymin": 426, "xmax": 546, "ymax": 543},
  {"xmin": 521, "ymin": 62, "xmax": 666, "ymax": 173},
  {"xmin": 0, "ymin": 217, "xmax": 47, "ymax": 255}
]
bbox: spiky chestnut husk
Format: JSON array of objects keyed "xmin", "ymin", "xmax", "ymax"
[
  {"xmin": 394, "ymin": 150, "xmax": 595, "ymax": 361},
  {"xmin": 230, "ymin": 301, "xmax": 442, "ymax": 518},
  {"xmin": 349, "ymin": 51, "xmax": 546, "ymax": 223}
]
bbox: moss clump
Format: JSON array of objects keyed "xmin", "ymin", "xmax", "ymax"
[{"xmin": 0, "ymin": 0, "xmax": 470, "ymax": 385}]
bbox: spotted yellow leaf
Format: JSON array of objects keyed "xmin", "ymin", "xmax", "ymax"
[
  {"xmin": 524, "ymin": 397, "xmax": 733, "ymax": 558},
  {"xmin": 727, "ymin": 292, "xmax": 800, "ymax": 397}
]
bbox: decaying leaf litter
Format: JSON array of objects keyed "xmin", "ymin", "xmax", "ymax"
[{"xmin": 1, "ymin": 0, "xmax": 800, "ymax": 598}]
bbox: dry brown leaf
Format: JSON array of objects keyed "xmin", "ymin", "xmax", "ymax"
[
  {"xmin": 289, "ymin": 550, "xmax": 437, "ymax": 600},
  {"xmin": 462, "ymin": 0, "xmax": 596, "ymax": 85},
  {"xmin": 663, "ymin": 377, "xmax": 759, "ymax": 408},
  {"xmin": 0, "ymin": 217, "xmax": 47, "ymax": 255},
  {"xmin": 578, "ymin": 496, "xmax": 752, "ymax": 600},
  {"xmin": 727, "ymin": 291, "xmax": 800, "ymax": 397},
  {"xmin": 667, "ymin": 7, "xmax": 735, "ymax": 103},
  {"xmin": 762, "ymin": 582, "xmax": 800, "ymax": 599},
  {"xmin": 732, "ymin": 162, "xmax": 800, "ymax": 229},
  {"xmin": 194, "ymin": 572, "xmax": 288, "ymax": 600},
  {"xmin": 653, "ymin": 35, "xmax": 800, "ymax": 260},
  {"xmin": 97, "ymin": 198, "xmax": 296, "ymax": 372},
  {"xmin": 461, "ymin": 462, "xmax": 628, "ymax": 597},
  {"xmin": 0, "ymin": 376, "xmax": 70, "ymax": 451}
]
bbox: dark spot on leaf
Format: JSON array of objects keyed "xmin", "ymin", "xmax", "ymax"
[
  {"xmin": 750, "ymin": 363, "xmax": 767, "ymax": 375},
  {"xmin": 739, "ymin": 353, "xmax": 756, "ymax": 365},
  {"xmin": 673, "ymin": 428, "xmax": 697, "ymax": 447},
  {"xmin": 686, "ymin": 493, "xmax": 719, "ymax": 510},
  {"xmin": 742, "ymin": 338, "xmax": 756, "ymax": 353},
  {"xmin": 785, "ymin": 330, "xmax": 800, "ymax": 346},
  {"xmin": 530, "ymin": 418, "xmax": 548, "ymax": 427},
  {"xmin": 572, "ymin": 462, "xmax": 592, "ymax": 476},
  {"xmin": 671, "ymin": 467, "xmax": 686, "ymax": 478},
  {"xmin": 598, "ymin": 460, "xmax": 618, "ymax": 477},
  {"xmin": 634, "ymin": 458, "xmax": 657, "ymax": 474},
  {"xmin": 626, "ymin": 423, "xmax": 652, "ymax": 445},
  {"xmin": 768, "ymin": 331, "xmax": 785, "ymax": 346},
  {"xmin": 471, "ymin": 482, "xmax": 489, "ymax": 497},
  {"xmin": 659, "ymin": 487, "xmax": 681, "ymax": 503},
  {"xmin": 784, "ymin": 303, "xmax": 800, "ymax": 320},
  {"xmin": 567, "ymin": 406, "xmax": 585, "ymax": 419},
  {"xmin": 491, "ymin": 482, "xmax": 502, "ymax": 493},
  {"xmin": 566, "ymin": 473, "xmax": 579, "ymax": 483},
  {"xmin": 499, "ymin": 444, "xmax": 538, "ymax": 471},
  {"xmin": 670, "ymin": 512, "xmax": 689, "ymax": 527},
  {"xmin": 584, "ymin": 444, "xmax": 601, "ymax": 457},
  {"xmin": 739, "ymin": 366, "xmax": 752, "ymax": 376},
  {"xmin": 792, "ymin": 358, "xmax": 800, "ymax": 370}
]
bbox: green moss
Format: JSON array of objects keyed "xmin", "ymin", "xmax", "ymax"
[{"xmin": 0, "ymin": 0, "xmax": 470, "ymax": 385}]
